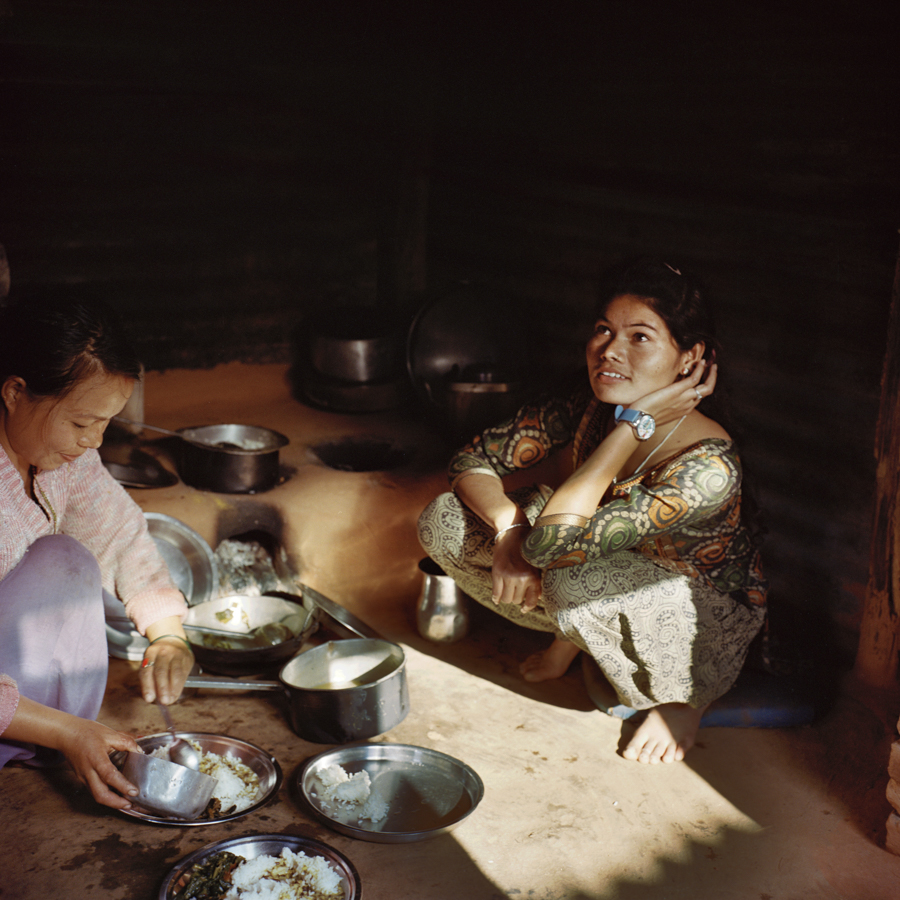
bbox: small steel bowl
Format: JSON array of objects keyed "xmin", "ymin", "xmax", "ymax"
[{"xmin": 114, "ymin": 750, "xmax": 218, "ymax": 819}]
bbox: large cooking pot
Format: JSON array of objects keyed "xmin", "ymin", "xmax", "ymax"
[
  {"xmin": 183, "ymin": 594, "xmax": 319, "ymax": 675},
  {"xmin": 307, "ymin": 307, "xmax": 403, "ymax": 384},
  {"xmin": 185, "ymin": 638, "xmax": 410, "ymax": 743},
  {"xmin": 177, "ymin": 424, "xmax": 289, "ymax": 494}
]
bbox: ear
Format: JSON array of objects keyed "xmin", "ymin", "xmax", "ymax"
[
  {"xmin": 679, "ymin": 342, "xmax": 706, "ymax": 376},
  {"xmin": 1, "ymin": 376, "xmax": 27, "ymax": 412}
]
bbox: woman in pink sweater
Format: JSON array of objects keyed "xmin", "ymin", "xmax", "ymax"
[{"xmin": 0, "ymin": 295, "xmax": 192, "ymax": 809}]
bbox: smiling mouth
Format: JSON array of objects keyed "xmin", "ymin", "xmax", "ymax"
[{"xmin": 595, "ymin": 369, "xmax": 628, "ymax": 381}]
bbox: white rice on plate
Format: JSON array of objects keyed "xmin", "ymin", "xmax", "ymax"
[
  {"xmin": 151, "ymin": 741, "xmax": 261, "ymax": 814},
  {"xmin": 222, "ymin": 848, "xmax": 344, "ymax": 900},
  {"xmin": 313, "ymin": 762, "xmax": 388, "ymax": 824}
]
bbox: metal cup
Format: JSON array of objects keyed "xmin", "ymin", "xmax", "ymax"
[
  {"xmin": 416, "ymin": 558, "xmax": 470, "ymax": 643},
  {"xmin": 113, "ymin": 750, "xmax": 217, "ymax": 818}
]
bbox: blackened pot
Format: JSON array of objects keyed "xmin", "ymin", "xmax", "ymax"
[{"xmin": 177, "ymin": 424, "xmax": 289, "ymax": 493}]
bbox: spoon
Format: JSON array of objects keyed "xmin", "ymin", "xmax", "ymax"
[
  {"xmin": 113, "ymin": 416, "xmax": 246, "ymax": 451},
  {"xmin": 184, "ymin": 614, "xmax": 304, "ymax": 648},
  {"xmin": 157, "ymin": 702, "xmax": 201, "ymax": 770},
  {"xmin": 113, "ymin": 416, "xmax": 182, "ymax": 438}
]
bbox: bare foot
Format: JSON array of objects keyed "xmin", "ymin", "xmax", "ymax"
[
  {"xmin": 621, "ymin": 702, "xmax": 708, "ymax": 764},
  {"xmin": 520, "ymin": 638, "xmax": 580, "ymax": 682}
]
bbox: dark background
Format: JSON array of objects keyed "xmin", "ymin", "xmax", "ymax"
[{"xmin": 2, "ymin": 0, "xmax": 898, "ymax": 661}]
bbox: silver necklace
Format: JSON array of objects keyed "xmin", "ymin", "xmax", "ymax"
[{"xmin": 633, "ymin": 414, "xmax": 688, "ymax": 475}]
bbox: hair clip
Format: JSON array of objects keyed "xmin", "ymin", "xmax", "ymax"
[{"xmin": 663, "ymin": 263, "xmax": 682, "ymax": 276}]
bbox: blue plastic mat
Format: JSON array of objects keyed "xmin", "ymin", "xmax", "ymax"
[{"xmin": 581, "ymin": 655, "xmax": 825, "ymax": 729}]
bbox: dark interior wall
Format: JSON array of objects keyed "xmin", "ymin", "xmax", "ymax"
[{"xmin": 2, "ymin": 1, "xmax": 898, "ymax": 657}]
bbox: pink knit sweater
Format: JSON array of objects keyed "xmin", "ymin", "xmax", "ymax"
[
  {"xmin": 0, "ymin": 446, "xmax": 188, "ymax": 732},
  {"xmin": 0, "ymin": 675, "xmax": 18, "ymax": 736}
]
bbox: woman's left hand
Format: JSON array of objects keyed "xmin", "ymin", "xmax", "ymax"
[
  {"xmin": 139, "ymin": 634, "xmax": 194, "ymax": 706},
  {"xmin": 634, "ymin": 358, "xmax": 718, "ymax": 425}
]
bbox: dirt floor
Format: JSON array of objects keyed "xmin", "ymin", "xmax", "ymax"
[{"xmin": 4, "ymin": 362, "xmax": 900, "ymax": 900}]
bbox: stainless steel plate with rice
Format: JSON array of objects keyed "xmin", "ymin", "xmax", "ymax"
[
  {"xmin": 120, "ymin": 732, "xmax": 282, "ymax": 826},
  {"xmin": 158, "ymin": 833, "xmax": 361, "ymax": 900},
  {"xmin": 299, "ymin": 743, "xmax": 484, "ymax": 843}
]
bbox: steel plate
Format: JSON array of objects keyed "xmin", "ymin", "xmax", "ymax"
[
  {"xmin": 145, "ymin": 512, "xmax": 218, "ymax": 606},
  {"xmin": 158, "ymin": 833, "xmax": 361, "ymax": 900},
  {"xmin": 299, "ymin": 743, "xmax": 484, "ymax": 843},
  {"xmin": 119, "ymin": 732, "xmax": 282, "ymax": 826}
]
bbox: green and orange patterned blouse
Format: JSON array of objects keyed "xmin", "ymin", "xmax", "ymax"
[{"xmin": 448, "ymin": 380, "xmax": 767, "ymax": 607}]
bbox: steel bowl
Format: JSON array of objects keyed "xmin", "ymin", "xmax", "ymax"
[
  {"xmin": 183, "ymin": 593, "xmax": 318, "ymax": 675},
  {"xmin": 114, "ymin": 750, "xmax": 218, "ymax": 819},
  {"xmin": 118, "ymin": 732, "xmax": 283, "ymax": 826},
  {"xmin": 159, "ymin": 833, "xmax": 361, "ymax": 900}
]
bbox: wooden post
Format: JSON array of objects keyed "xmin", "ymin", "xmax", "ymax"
[
  {"xmin": 853, "ymin": 233, "xmax": 900, "ymax": 691},
  {"xmin": 854, "ymin": 234, "xmax": 900, "ymax": 854},
  {"xmin": 0, "ymin": 244, "xmax": 9, "ymax": 301}
]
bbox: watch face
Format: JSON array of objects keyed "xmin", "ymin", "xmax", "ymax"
[{"xmin": 635, "ymin": 414, "xmax": 655, "ymax": 441}]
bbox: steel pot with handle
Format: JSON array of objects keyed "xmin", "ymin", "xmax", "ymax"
[
  {"xmin": 177, "ymin": 424, "xmax": 289, "ymax": 493},
  {"xmin": 185, "ymin": 638, "xmax": 409, "ymax": 743},
  {"xmin": 114, "ymin": 417, "xmax": 289, "ymax": 494}
]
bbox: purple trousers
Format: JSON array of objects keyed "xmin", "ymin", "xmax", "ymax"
[{"xmin": 0, "ymin": 535, "xmax": 109, "ymax": 767}]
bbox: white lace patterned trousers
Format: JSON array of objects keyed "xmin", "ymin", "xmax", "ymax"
[{"xmin": 418, "ymin": 486, "xmax": 765, "ymax": 711}]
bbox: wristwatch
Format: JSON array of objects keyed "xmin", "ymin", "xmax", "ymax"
[{"xmin": 614, "ymin": 405, "xmax": 656, "ymax": 441}]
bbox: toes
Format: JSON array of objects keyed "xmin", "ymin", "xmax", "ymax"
[{"xmin": 661, "ymin": 743, "xmax": 680, "ymax": 764}]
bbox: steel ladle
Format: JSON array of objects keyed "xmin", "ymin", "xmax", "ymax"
[
  {"xmin": 183, "ymin": 614, "xmax": 304, "ymax": 648},
  {"xmin": 157, "ymin": 702, "xmax": 201, "ymax": 770},
  {"xmin": 113, "ymin": 416, "xmax": 245, "ymax": 450}
]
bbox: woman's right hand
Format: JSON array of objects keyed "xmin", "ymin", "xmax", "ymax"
[
  {"xmin": 3, "ymin": 695, "xmax": 142, "ymax": 810},
  {"xmin": 491, "ymin": 528, "xmax": 543, "ymax": 611},
  {"xmin": 56, "ymin": 717, "xmax": 143, "ymax": 810}
]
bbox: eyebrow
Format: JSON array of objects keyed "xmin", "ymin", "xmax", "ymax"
[{"xmin": 596, "ymin": 317, "xmax": 661, "ymax": 332}]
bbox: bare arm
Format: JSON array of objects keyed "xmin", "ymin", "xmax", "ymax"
[
  {"xmin": 3, "ymin": 697, "xmax": 141, "ymax": 809},
  {"xmin": 454, "ymin": 474, "xmax": 543, "ymax": 610}
]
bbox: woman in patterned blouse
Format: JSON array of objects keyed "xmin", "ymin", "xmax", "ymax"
[{"xmin": 418, "ymin": 258, "xmax": 767, "ymax": 764}]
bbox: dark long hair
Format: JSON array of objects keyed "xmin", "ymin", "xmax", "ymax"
[
  {"xmin": 598, "ymin": 256, "xmax": 765, "ymax": 542},
  {"xmin": 0, "ymin": 295, "xmax": 141, "ymax": 400},
  {"xmin": 597, "ymin": 257, "xmax": 719, "ymax": 361}
]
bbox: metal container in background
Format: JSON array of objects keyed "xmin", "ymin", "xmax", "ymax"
[
  {"xmin": 441, "ymin": 374, "xmax": 522, "ymax": 442},
  {"xmin": 296, "ymin": 307, "xmax": 408, "ymax": 413},
  {"xmin": 416, "ymin": 557, "xmax": 470, "ymax": 643},
  {"xmin": 118, "ymin": 364, "xmax": 145, "ymax": 435},
  {"xmin": 310, "ymin": 324, "xmax": 402, "ymax": 383}
]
